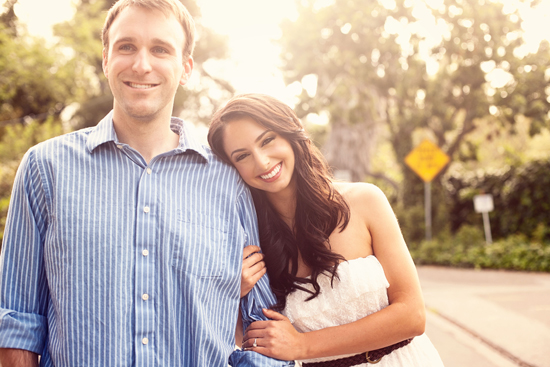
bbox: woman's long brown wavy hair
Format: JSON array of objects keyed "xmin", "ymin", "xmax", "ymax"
[{"xmin": 208, "ymin": 93, "xmax": 350, "ymax": 310}]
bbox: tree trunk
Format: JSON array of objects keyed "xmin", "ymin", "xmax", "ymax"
[{"xmin": 322, "ymin": 120, "xmax": 378, "ymax": 183}]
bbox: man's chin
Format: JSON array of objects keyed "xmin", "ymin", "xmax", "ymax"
[{"xmin": 119, "ymin": 105, "xmax": 160, "ymax": 122}]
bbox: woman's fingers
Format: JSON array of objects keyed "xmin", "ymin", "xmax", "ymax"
[
  {"xmin": 242, "ymin": 316, "xmax": 305, "ymax": 360},
  {"xmin": 246, "ymin": 262, "xmax": 267, "ymax": 280},
  {"xmin": 262, "ymin": 308, "xmax": 286, "ymax": 321},
  {"xmin": 243, "ymin": 245, "xmax": 261, "ymax": 259},
  {"xmin": 240, "ymin": 246, "xmax": 267, "ymax": 297},
  {"xmin": 243, "ymin": 251, "xmax": 263, "ymax": 267}
]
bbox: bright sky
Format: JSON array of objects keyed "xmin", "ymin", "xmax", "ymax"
[{"xmin": 12, "ymin": 0, "xmax": 550, "ymax": 108}]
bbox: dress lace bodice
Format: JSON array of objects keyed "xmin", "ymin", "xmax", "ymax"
[{"xmin": 283, "ymin": 256, "xmax": 444, "ymax": 366}]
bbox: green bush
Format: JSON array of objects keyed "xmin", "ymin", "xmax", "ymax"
[
  {"xmin": 445, "ymin": 159, "xmax": 550, "ymax": 242},
  {"xmin": 411, "ymin": 228, "xmax": 550, "ymax": 272}
]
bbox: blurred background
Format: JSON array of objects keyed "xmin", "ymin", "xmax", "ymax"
[
  {"xmin": 2, "ymin": 0, "xmax": 550, "ymax": 265},
  {"xmin": 4, "ymin": 0, "xmax": 549, "ymax": 266},
  {"xmin": 1, "ymin": 0, "xmax": 550, "ymax": 365}
]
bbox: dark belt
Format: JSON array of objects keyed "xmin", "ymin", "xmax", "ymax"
[{"xmin": 302, "ymin": 338, "xmax": 413, "ymax": 367}]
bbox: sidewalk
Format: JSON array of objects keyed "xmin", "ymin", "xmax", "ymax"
[{"xmin": 417, "ymin": 266, "xmax": 550, "ymax": 367}]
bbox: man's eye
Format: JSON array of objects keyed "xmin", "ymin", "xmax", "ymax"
[
  {"xmin": 153, "ymin": 47, "xmax": 168, "ymax": 54},
  {"xmin": 119, "ymin": 44, "xmax": 134, "ymax": 51}
]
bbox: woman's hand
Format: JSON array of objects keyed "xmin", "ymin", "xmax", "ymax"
[
  {"xmin": 240, "ymin": 245, "xmax": 266, "ymax": 298},
  {"xmin": 242, "ymin": 308, "xmax": 308, "ymax": 361}
]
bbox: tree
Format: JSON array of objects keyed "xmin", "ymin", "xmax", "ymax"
[
  {"xmin": 278, "ymin": 0, "xmax": 550, "ymax": 205},
  {"xmin": 0, "ymin": 0, "xmax": 86, "ymax": 129},
  {"xmin": 53, "ymin": 0, "xmax": 234, "ymax": 128},
  {"xmin": 0, "ymin": 0, "xmax": 17, "ymax": 36}
]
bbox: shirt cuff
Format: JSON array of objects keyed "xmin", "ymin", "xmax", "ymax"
[
  {"xmin": 0, "ymin": 309, "xmax": 47, "ymax": 354},
  {"xmin": 229, "ymin": 348, "xmax": 295, "ymax": 366}
]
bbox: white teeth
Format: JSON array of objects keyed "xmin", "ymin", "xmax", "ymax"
[
  {"xmin": 129, "ymin": 82, "xmax": 155, "ymax": 89},
  {"xmin": 261, "ymin": 163, "xmax": 281, "ymax": 180}
]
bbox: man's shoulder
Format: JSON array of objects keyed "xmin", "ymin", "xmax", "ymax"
[
  {"xmin": 28, "ymin": 127, "xmax": 94, "ymax": 158},
  {"xmin": 193, "ymin": 145, "xmax": 250, "ymax": 191}
]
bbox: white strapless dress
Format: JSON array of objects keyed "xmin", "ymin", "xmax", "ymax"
[{"xmin": 283, "ymin": 256, "xmax": 444, "ymax": 366}]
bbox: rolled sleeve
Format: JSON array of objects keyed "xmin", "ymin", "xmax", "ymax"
[
  {"xmin": 0, "ymin": 310, "xmax": 47, "ymax": 353},
  {"xmin": 229, "ymin": 190, "xmax": 294, "ymax": 367},
  {"xmin": 0, "ymin": 150, "xmax": 50, "ymax": 353}
]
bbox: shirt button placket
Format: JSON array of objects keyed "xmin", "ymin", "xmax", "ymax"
[{"xmin": 136, "ymin": 165, "xmax": 156, "ymax": 364}]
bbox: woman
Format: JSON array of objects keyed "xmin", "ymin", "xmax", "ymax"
[{"xmin": 208, "ymin": 93, "xmax": 444, "ymax": 366}]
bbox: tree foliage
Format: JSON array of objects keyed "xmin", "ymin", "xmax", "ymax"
[
  {"xmin": 0, "ymin": 8, "xmax": 85, "ymax": 128},
  {"xmin": 279, "ymin": 0, "xmax": 550, "ymax": 203}
]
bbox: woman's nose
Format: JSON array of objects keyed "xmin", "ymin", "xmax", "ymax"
[{"xmin": 255, "ymin": 153, "xmax": 270, "ymax": 170}]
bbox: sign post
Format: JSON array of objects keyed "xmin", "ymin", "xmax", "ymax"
[
  {"xmin": 405, "ymin": 140, "xmax": 450, "ymax": 241},
  {"xmin": 473, "ymin": 194, "xmax": 494, "ymax": 244}
]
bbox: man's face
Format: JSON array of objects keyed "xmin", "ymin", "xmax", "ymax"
[{"xmin": 102, "ymin": 6, "xmax": 193, "ymax": 122}]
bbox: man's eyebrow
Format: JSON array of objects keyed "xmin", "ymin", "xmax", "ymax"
[
  {"xmin": 112, "ymin": 37, "xmax": 136, "ymax": 45},
  {"xmin": 229, "ymin": 130, "xmax": 272, "ymax": 158},
  {"xmin": 151, "ymin": 38, "xmax": 177, "ymax": 51}
]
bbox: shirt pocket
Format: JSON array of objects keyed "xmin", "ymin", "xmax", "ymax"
[{"xmin": 171, "ymin": 209, "xmax": 228, "ymax": 278}]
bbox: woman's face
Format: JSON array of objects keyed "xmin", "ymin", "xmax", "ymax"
[{"xmin": 222, "ymin": 117, "xmax": 296, "ymax": 196}]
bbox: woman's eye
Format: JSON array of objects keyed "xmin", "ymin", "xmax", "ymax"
[
  {"xmin": 262, "ymin": 137, "xmax": 275, "ymax": 146},
  {"xmin": 235, "ymin": 153, "xmax": 248, "ymax": 162}
]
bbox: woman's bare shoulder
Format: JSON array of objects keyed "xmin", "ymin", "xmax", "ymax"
[{"xmin": 333, "ymin": 181, "xmax": 387, "ymax": 204}]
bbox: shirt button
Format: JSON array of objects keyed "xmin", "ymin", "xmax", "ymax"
[
  {"xmin": 142, "ymin": 249, "xmax": 149, "ymax": 256},
  {"xmin": 146, "ymin": 168, "xmax": 152, "ymax": 175},
  {"xmin": 116, "ymin": 144, "xmax": 123, "ymax": 149},
  {"xmin": 144, "ymin": 206, "xmax": 150, "ymax": 213},
  {"xmin": 142, "ymin": 337, "xmax": 149, "ymax": 345},
  {"xmin": 142, "ymin": 293, "xmax": 149, "ymax": 301}
]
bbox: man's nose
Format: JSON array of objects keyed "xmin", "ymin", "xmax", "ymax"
[{"xmin": 132, "ymin": 48, "xmax": 153, "ymax": 74}]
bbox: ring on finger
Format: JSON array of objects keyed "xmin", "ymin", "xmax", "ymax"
[{"xmin": 253, "ymin": 338, "xmax": 258, "ymax": 348}]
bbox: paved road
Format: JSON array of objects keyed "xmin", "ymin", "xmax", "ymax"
[{"xmin": 418, "ymin": 266, "xmax": 550, "ymax": 367}]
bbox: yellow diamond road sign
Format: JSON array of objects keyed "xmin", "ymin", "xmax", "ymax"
[{"xmin": 405, "ymin": 140, "xmax": 450, "ymax": 182}]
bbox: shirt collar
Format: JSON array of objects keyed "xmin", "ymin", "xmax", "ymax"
[{"xmin": 86, "ymin": 110, "xmax": 209, "ymax": 161}]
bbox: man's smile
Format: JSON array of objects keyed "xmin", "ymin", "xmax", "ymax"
[{"xmin": 124, "ymin": 82, "xmax": 159, "ymax": 89}]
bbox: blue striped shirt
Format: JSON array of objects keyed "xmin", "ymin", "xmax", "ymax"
[{"xmin": 0, "ymin": 111, "xmax": 293, "ymax": 367}]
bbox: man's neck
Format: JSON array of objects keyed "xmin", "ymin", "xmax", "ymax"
[{"xmin": 112, "ymin": 111, "xmax": 180, "ymax": 164}]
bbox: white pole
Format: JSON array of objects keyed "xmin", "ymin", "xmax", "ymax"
[
  {"xmin": 425, "ymin": 182, "xmax": 432, "ymax": 241},
  {"xmin": 482, "ymin": 211, "xmax": 492, "ymax": 244}
]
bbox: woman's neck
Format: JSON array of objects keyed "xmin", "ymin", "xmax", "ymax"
[{"xmin": 266, "ymin": 184, "xmax": 297, "ymax": 230}]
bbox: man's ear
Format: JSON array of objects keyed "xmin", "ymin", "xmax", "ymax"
[
  {"xmin": 102, "ymin": 48, "xmax": 108, "ymax": 78},
  {"xmin": 179, "ymin": 56, "xmax": 194, "ymax": 86}
]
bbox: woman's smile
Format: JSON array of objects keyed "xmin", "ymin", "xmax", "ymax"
[{"xmin": 259, "ymin": 162, "xmax": 282, "ymax": 181}]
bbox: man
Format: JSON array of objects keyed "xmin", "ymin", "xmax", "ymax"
[{"xmin": 0, "ymin": 1, "xmax": 293, "ymax": 366}]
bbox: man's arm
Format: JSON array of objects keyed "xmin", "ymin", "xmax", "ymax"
[
  {"xmin": 0, "ymin": 150, "xmax": 49, "ymax": 356},
  {"xmin": 0, "ymin": 348, "xmax": 39, "ymax": 367},
  {"xmin": 228, "ymin": 190, "xmax": 294, "ymax": 367}
]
